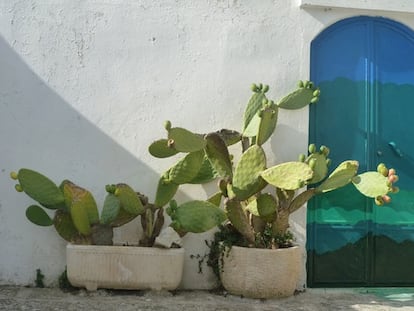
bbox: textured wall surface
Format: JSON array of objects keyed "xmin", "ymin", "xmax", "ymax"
[{"xmin": 1, "ymin": 0, "xmax": 413, "ymax": 289}]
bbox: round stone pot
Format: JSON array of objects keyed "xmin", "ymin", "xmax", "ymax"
[
  {"xmin": 220, "ymin": 245, "xmax": 301, "ymax": 299},
  {"xmin": 66, "ymin": 244, "xmax": 185, "ymax": 291}
]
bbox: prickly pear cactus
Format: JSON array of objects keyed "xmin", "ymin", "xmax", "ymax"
[
  {"xmin": 166, "ymin": 122, "xmax": 206, "ymax": 152},
  {"xmin": 224, "ymin": 198, "xmax": 255, "ymax": 244},
  {"xmin": 232, "ymin": 145, "xmax": 267, "ymax": 200},
  {"xmin": 25, "ymin": 205, "xmax": 53, "ymax": 226},
  {"xmin": 100, "ymin": 193, "xmax": 121, "ymax": 225},
  {"xmin": 261, "ymin": 161, "xmax": 313, "ymax": 190},
  {"xmin": 204, "ymin": 133, "xmax": 233, "ymax": 178},
  {"xmin": 245, "ymin": 193, "xmax": 278, "ymax": 223},
  {"xmin": 167, "ymin": 200, "xmax": 226, "ymax": 233},
  {"xmin": 154, "ymin": 171, "xmax": 179, "ymax": 207},
  {"xmin": 243, "ymin": 83, "xmax": 270, "ymax": 133},
  {"xmin": 187, "ymin": 155, "xmax": 219, "ymax": 184},
  {"xmin": 304, "ymin": 144, "xmax": 330, "ymax": 184},
  {"xmin": 12, "ymin": 169, "xmax": 65, "ymax": 208},
  {"xmin": 148, "ymin": 139, "xmax": 179, "ymax": 158},
  {"xmin": 277, "ymin": 80, "xmax": 320, "ymax": 110},
  {"xmin": 316, "ymin": 160, "xmax": 359, "ymax": 193},
  {"xmin": 111, "ymin": 183, "xmax": 145, "ymax": 215},
  {"xmin": 168, "ymin": 150, "xmax": 205, "ymax": 184}
]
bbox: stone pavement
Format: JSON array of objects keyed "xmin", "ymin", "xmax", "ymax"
[{"xmin": 1, "ymin": 286, "xmax": 414, "ymax": 311}]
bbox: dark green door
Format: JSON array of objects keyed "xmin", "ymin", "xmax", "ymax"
[{"xmin": 307, "ymin": 16, "xmax": 414, "ymax": 287}]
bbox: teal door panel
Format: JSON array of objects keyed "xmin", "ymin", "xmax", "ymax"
[{"xmin": 307, "ymin": 16, "xmax": 414, "ymax": 287}]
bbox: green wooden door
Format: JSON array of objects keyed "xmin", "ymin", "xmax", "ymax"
[{"xmin": 307, "ymin": 16, "xmax": 414, "ymax": 286}]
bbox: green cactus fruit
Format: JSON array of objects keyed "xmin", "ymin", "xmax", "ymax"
[
  {"xmin": 188, "ymin": 155, "xmax": 219, "ymax": 184},
  {"xmin": 306, "ymin": 152, "xmax": 329, "ymax": 184},
  {"xmin": 376, "ymin": 163, "xmax": 388, "ymax": 176},
  {"xmin": 114, "ymin": 183, "xmax": 145, "ymax": 215},
  {"xmin": 262, "ymin": 85, "xmax": 270, "ymax": 93},
  {"xmin": 308, "ymin": 144, "xmax": 316, "ymax": 153},
  {"xmin": 316, "ymin": 160, "xmax": 359, "ymax": 193},
  {"xmin": 169, "ymin": 150, "xmax": 204, "ymax": 184},
  {"xmin": 100, "ymin": 193, "xmax": 121, "ymax": 225},
  {"xmin": 288, "ymin": 189, "xmax": 316, "ymax": 213},
  {"xmin": 261, "ymin": 162, "xmax": 313, "ymax": 190},
  {"xmin": 214, "ymin": 129, "xmax": 242, "ymax": 146},
  {"xmin": 298, "ymin": 154, "xmax": 306, "ymax": 162},
  {"xmin": 53, "ymin": 209, "xmax": 89, "ymax": 244},
  {"xmin": 298, "ymin": 80, "xmax": 304, "ymax": 88},
  {"xmin": 251, "ymin": 83, "xmax": 259, "ymax": 92},
  {"xmin": 25, "ymin": 205, "xmax": 53, "ymax": 226},
  {"xmin": 246, "ymin": 193, "xmax": 278, "ymax": 223},
  {"xmin": 167, "ymin": 127, "xmax": 206, "ymax": 152},
  {"xmin": 224, "ymin": 198, "xmax": 255, "ymax": 244},
  {"xmin": 256, "ymin": 102, "xmax": 279, "ymax": 146},
  {"xmin": 207, "ymin": 192, "xmax": 222, "ymax": 207},
  {"xmin": 167, "ymin": 200, "xmax": 226, "ymax": 233},
  {"xmin": 277, "ymin": 82, "xmax": 319, "ymax": 110},
  {"xmin": 232, "ymin": 145, "xmax": 267, "ymax": 200},
  {"xmin": 320, "ymin": 145, "xmax": 330, "ymax": 156},
  {"xmin": 204, "ymin": 133, "xmax": 233, "ymax": 178},
  {"xmin": 164, "ymin": 120, "xmax": 172, "ymax": 131},
  {"xmin": 16, "ymin": 168, "xmax": 65, "ymax": 208},
  {"xmin": 148, "ymin": 139, "xmax": 179, "ymax": 158},
  {"xmin": 62, "ymin": 181, "xmax": 100, "ymax": 225},
  {"xmin": 352, "ymin": 171, "xmax": 390, "ymax": 198},
  {"xmin": 243, "ymin": 84, "xmax": 269, "ymax": 132},
  {"xmin": 10, "ymin": 171, "xmax": 18, "ymax": 180},
  {"xmin": 15, "ymin": 184, "xmax": 23, "ymax": 192},
  {"xmin": 154, "ymin": 172, "xmax": 179, "ymax": 207}
]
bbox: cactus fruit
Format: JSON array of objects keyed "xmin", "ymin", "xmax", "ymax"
[
  {"xmin": 25, "ymin": 205, "xmax": 53, "ymax": 226},
  {"xmin": 167, "ymin": 200, "xmax": 226, "ymax": 233},
  {"xmin": 261, "ymin": 162, "xmax": 313, "ymax": 190},
  {"xmin": 277, "ymin": 81, "xmax": 319, "ymax": 110},
  {"xmin": 167, "ymin": 127, "xmax": 206, "ymax": 152},
  {"xmin": 204, "ymin": 133, "xmax": 233, "ymax": 178},
  {"xmin": 232, "ymin": 145, "xmax": 267, "ymax": 200},
  {"xmin": 14, "ymin": 169, "xmax": 65, "ymax": 208},
  {"xmin": 148, "ymin": 139, "xmax": 179, "ymax": 158},
  {"xmin": 305, "ymin": 144, "xmax": 330, "ymax": 184}
]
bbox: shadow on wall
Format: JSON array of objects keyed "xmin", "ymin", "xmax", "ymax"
[{"xmin": 0, "ymin": 35, "xmax": 193, "ymax": 285}]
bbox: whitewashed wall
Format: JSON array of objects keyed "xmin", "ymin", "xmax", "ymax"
[{"xmin": 1, "ymin": 0, "xmax": 413, "ymax": 289}]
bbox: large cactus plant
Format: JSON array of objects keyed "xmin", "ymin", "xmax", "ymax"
[{"xmin": 149, "ymin": 81, "xmax": 399, "ymax": 249}]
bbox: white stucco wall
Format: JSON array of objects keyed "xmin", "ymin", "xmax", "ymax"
[{"xmin": 1, "ymin": 0, "xmax": 413, "ymax": 289}]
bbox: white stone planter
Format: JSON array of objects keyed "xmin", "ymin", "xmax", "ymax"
[
  {"xmin": 66, "ymin": 244, "xmax": 185, "ymax": 291},
  {"xmin": 220, "ymin": 245, "xmax": 301, "ymax": 299}
]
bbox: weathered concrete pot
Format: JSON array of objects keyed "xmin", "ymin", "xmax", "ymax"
[
  {"xmin": 220, "ymin": 245, "xmax": 301, "ymax": 299},
  {"xmin": 66, "ymin": 244, "xmax": 184, "ymax": 291}
]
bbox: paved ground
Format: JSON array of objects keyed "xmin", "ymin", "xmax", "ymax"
[{"xmin": 1, "ymin": 286, "xmax": 414, "ymax": 311}]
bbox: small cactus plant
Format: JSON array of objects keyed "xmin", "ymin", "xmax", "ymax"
[{"xmin": 149, "ymin": 81, "xmax": 399, "ymax": 248}]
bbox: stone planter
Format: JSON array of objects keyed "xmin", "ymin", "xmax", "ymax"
[
  {"xmin": 220, "ymin": 245, "xmax": 301, "ymax": 299},
  {"xmin": 66, "ymin": 244, "xmax": 185, "ymax": 291}
]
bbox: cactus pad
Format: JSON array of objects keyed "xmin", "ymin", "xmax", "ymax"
[
  {"xmin": 169, "ymin": 150, "xmax": 204, "ymax": 184},
  {"xmin": 232, "ymin": 145, "xmax": 267, "ymax": 200},
  {"xmin": 277, "ymin": 81, "xmax": 319, "ymax": 110},
  {"xmin": 113, "ymin": 183, "xmax": 145, "ymax": 215},
  {"xmin": 25, "ymin": 205, "xmax": 53, "ymax": 226},
  {"xmin": 243, "ymin": 84, "xmax": 269, "ymax": 132},
  {"xmin": 306, "ymin": 147, "xmax": 329, "ymax": 184},
  {"xmin": 224, "ymin": 198, "xmax": 255, "ymax": 243},
  {"xmin": 261, "ymin": 162, "xmax": 313, "ymax": 190},
  {"xmin": 53, "ymin": 209, "xmax": 89, "ymax": 244},
  {"xmin": 246, "ymin": 193, "xmax": 278, "ymax": 223},
  {"xmin": 100, "ymin": 193, "xmax": 121, "ymax": 225},
  {"xmin": 167, "ymin": 127, "xmax": 206, "ymax": 152},
  {"xmin": 16, "ymin": 169, "xmax": 65, "ymax": 208},
  {"xmin": 317, "ymin": 160, "xmax": 359, "ymax": 193},
  {"xmin": 167, "ymin": 200, "xmax": 226, "ymax": 233},
  {"xmin": 204, "ymin": 133, "xmax": 233, "ymax": 178},
  {"xmin": 256, "ymin": 102, "xmax": 279, "ymax": 146},
  {"xmin": 188, "ymin": 155, "xmax": 219, "ymax": 184},
  {"xmin": 148, "ymin": 139, "xmax": 179, "ymax": 158},
  {"xmin": 288, "ymin": 189, "xmax": 316, "ymax": 213},
  {"xmin": 154, "ymin": 172, "xmax": 179, "ymax": 207},
  {"xmin": 215, "ymin": 129, "xmax": 242, "ymax": 146},
  {"xmin": 352, "ymin": 171, "xmax": 390, "ymax": 198}
]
